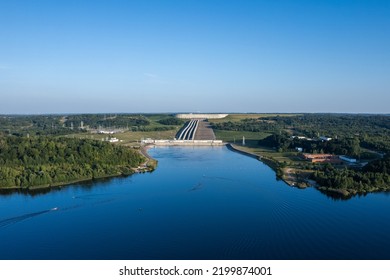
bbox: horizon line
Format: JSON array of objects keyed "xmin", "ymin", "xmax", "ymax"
[{"xmin": 1, "ymin": 112, "xmax": 389, "ymax": 116}]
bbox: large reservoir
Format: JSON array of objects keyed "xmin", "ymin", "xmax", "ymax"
[{"xmin": 1, "ymin": 146, "xmax": 390, "ymax": 259}]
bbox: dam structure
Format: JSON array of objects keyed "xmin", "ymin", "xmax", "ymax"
[
  {"xmin": 176, "ymin": 113, "xmax": 228, "ymax": 119},
  {"xmin": 177, "ymin": 119, "xmax": 200, "ymax": 140},
  {"xmin": 142, "ymin": 119, "xmax": 223, "ymax": 146}
]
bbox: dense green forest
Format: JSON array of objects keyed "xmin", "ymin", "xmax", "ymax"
[
  {"xmin": 0, "ymin": 135, "xmax": 144, "ymax": 189},
  {"xmin": 64, "ymin": 114, "xmax": 182, "ymax": 131},
  {"xmin": 158, "ymin": 117, "xmax": 185, "ymax": 126},
  {"xmin": 0, "ymin": 114, "xmax": 181, "ymax": 136},
  {"xmin": 0, "ymin": 115, "xmax": 73, "ymax": 136},
  {"xmin": 258, "ymin": 134, "xmax": 362, "ymax": 157},
  {"xmin": 211, "ymin": 114, "xmax": 390, "ymax": 153},
  {"xmin": 64, "ymin": 114, "xmax": 150, "ymax": 129},
  {"xmin": 312, "ymin": 155, "xmax": 390, "ymax": 193}
]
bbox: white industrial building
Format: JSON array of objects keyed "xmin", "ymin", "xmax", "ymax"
[
  {"xmin": 319, "ymin": 136, "xmax": 332, "ymax": 141},
  {"xmin": 108, "ymin": 137, "xmax": 119, "ymax": 143},
  {"xmin": 339, "ymin": 155, "xmax": 357, "ymax": 163}
]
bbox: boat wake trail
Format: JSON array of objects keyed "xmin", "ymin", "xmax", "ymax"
[
  {"xmin": 72, "ymin": 193, "xmax": 118, "ymax": 206},
  {"xmin": 0, "ymin": 208, "xmax": 58, "ymax": 229}
]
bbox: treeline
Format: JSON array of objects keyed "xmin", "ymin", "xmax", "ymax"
[
  {"xmin": 0, "ymin": 114, "xmax": 183, "ymax": 137},
  {"xmin": 212, "ymin": 114, "xmax": 390, "ymax": 194},
  {"xmin": 158, "ymin": 117, "xmax": 184, "ymax": 126},
  {"xmin": 254, "ymin": 114, "xmax": 390, "ymax": 137},
  {"xmin": 64, "ymin": 114, "xmax": 150, "ymax": 129},
  {"xmin": 312, "ymin": 156, "xmax": 390, "ymax": 192},
  {"xmin": 258, "ymin": 134, "xmax": 362, "ymax": 157},
  {"xmin": 0, "ymin": 136, "xmax": 144, "ymax": 188},
  {"xmin": 0, "ymin": 115, "xmax": 74, "ymax": 136},
  {"xmin": 212, "ymin": 114, "xmax": 390, "ymax": 154},
  {"xmin": 258, "ymin": 114, "xmax": 390, "ymax": 153},
  {"xmin": 211, "ymin": 119, "xmax": 280, "ymax": 133}
]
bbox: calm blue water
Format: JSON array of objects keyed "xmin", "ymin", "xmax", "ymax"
[{"xmin": 1, "ymin": 146, "xmax": 390, "ymax": 260}]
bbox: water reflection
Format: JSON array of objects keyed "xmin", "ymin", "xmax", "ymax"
[
  {"xmin": 1, "ymin": 146, "xmax": 390, "ymax": 259},
  {"xmin": 0, "ymin": 176, "xmax": 124, "ymax": 197}
]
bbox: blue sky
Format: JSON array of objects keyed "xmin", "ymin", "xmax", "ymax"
[{"xmin": 0, "ymin": 0, "xmax": 389, "ymax": 114}]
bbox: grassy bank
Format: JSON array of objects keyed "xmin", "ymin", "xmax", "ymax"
[
  {"xmin": 203, "ymin": 126, "xmax": 310, "ymax": 188},
  {"xmin": 214, "ymin": 130, "xmax": 271, "ymax": 144},
  {"xmin": 226, "ymin": 142, "xmax": 313, "ymax": 188}
]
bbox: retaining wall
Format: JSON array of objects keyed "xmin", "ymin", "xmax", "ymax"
[
  {"xmin": 143, "ymin": 140, "xmax": 224, "ymax": 146},
  {"xmin": 176, "ymin": 114, "xmax": 228, "ymax": 119}
]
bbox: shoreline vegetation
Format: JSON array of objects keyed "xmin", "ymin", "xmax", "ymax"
[
  {"xmin": 0, "ymin": 136, "xmax": 156, "ymax": 191},
  {"xmin": 227, "ymin": 142, "xmax": 390, "ymax": 197},
  {"xmin": 212, "ymin": 114, "xmax": 390, "ymax": 198},
  {"xmin": 0, "ymin": 113, "xmax": 180, "ymax": 191},
  {"xmin": 0, "ymin": 157, "xmax": 156, "ymax": 193},
  {"xmin": 226, "ymin": 143, "xmax": 305, "ymax": 187},
  {"xmin": 1, "ymin": 113, "xmax": 390, "ymax": 197}
]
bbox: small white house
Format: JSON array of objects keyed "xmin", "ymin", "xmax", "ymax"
[
  {"xmin": 296, "ymin": 147, "xmax": 303, "ymax": 152},
  {"xmin": 108, "ymin": 137, "xmax": 119, "ymax": 143},
  {"xmin": 339, "ymin": 155, "xmax": 357, "ymax": 163},
  {"xmin": 99, "ymin": 130, "xmax": 115, "ymax": 134},
  {"xmin": 320, "ymin": 136, "xmax": 332, "ymax": 141}
]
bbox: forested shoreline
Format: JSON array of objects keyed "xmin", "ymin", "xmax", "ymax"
[
  {"xmin": 0, "ymin": 113, "xmax": 179, "ymax": 190},
  {"xmin": 0, "ymin": 136, "xmax": 145, "ymax": 189},
  {"xmin": 212, "ymin": 114, "xmax": 390, "ymax": 195},
  {"xmin": 1, "ymin": 113, "xmax": 389, "ymax": 195}
]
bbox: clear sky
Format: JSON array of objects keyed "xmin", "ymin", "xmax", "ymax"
[{"xmin": 1, "ymin": 0, "xmax": 389, "ymax": 114}]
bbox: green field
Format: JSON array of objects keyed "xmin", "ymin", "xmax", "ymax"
[
  {"xmin": 214, "ymin": 129, "xmax": 271, "ymax": 144},
  {"xmin": 229, "ymin": 142, "xmax": 303, "ymax": 164},
  {"xmin": 65, "ymin": 114, "xmax": 182, "ymax": 145},
  {"xmin": 142, "ymin": 114, "xmax": 180, "ymax": 129},
  {"xmin": 210, "ymin": 113, "xmax": 301, "ymax": 123},
  {"xmin": 213, "ymin": 129, "xmax": 302, "ymax": 162},
  {"xmin": 115, "ymin": 130, "xmax": 178, "ymax": 143},
  {"xmin": 214, "ymin": 120, "xmax": 306, "ymax": 168},
  {"xmin": 69, "ymin": 129, "xmax": 178, "ymax": 145}
]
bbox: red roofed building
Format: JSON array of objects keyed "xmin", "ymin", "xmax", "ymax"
[{"xmin": 301, "ymin": 153, "xmax": 341, "ymax": 163}]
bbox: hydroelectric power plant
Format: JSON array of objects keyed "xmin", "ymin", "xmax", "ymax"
[
  {"xmin": 142, "ymin": 114, "xmax": 226, "ymax": 146},
  {"xmin": 177, "ymin": 119, "xmax": 199, "ymax": 140}
]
